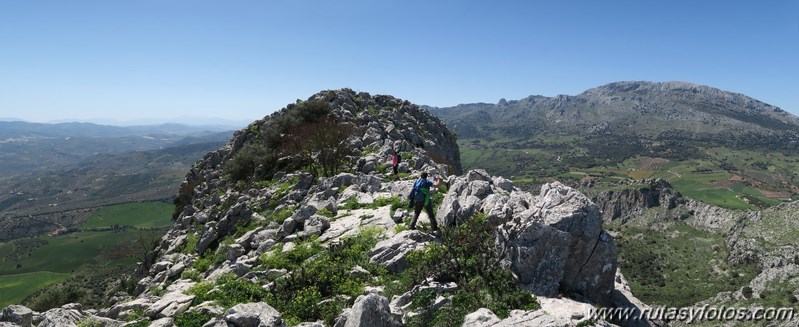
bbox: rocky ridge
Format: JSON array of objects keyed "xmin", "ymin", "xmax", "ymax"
[
  {"xmin": 580, "ymin": 178, "xmax": 799, "ymax": 323},
  {"xmin": 2, "ymin": 90, "xmax": 648, "ymax": 327}
]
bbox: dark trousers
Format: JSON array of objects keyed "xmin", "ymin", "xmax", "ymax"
[{"xmin": 411, "ymin": 200, "xmax": 439, "ymax": 231}]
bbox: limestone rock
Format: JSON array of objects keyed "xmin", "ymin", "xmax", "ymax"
[
  {"xmin": 462, "ymin": 308, "xmax": 500, "ymax": 327},
  {"xmin": 497, "ymin": 182, "xmax": 618, "ymax": 306},
  {"xmin": 1, "ymin": 305, "xmax": 33, "ymax": 327},
  {"xmin": 37, "ymin": 308, "xmax": 84, "ymax": 327},
  {"xmin": 145, "ymin": 291, "xmax": 194, "ymax": 319},
  {"xmin": 370, "ymin": 230, "xmax": 436, "ymax": 273},
  {"xmin": 223, "ymin": 302, "xmax": 285, "ymax": 327},
  {"xmin": 335, "ymin": 294, "xmax": 401, "ymax": 327}
]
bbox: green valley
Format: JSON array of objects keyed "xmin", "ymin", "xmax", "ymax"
[{"xmin": 0, "ymin": 201, "xmax": 172, "ymax": 308}]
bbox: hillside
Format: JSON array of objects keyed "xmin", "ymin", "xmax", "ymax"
[
  {"xmin": 0, "ymin": 90, "xmax": 652, "ymax": 327},
  {"xmin": 429, "ymin": 81, "xmax": 799, "ymax": 209}
]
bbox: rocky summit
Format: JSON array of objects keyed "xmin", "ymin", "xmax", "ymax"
[{"xmin": 1, "ymin": 89, "xmax": 650, "ymax": 327}]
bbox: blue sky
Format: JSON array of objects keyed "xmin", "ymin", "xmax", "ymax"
[{"xmin": 0, "ymin": 0, "xmax": 797, "ymax": 125}]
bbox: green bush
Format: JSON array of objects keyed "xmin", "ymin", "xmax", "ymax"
[
  {"xmin": 181, "ymin": 268, "xmax": 202, "ymax": 282},
  {"xmin": 181, "ymin": 234, "xmax": 199, "ymax": 255},
  {"xmin": 25, "ymin": 283, "xmax": 86, "ymax": 312},
  {"xmin": 264, "ymin": 228, "xmax": 384, "ymax": 325},
  {"xmin": 193, "ymin": 247, "xmax": 225, "ymax": 272},
  {"xmin": 174, "ymin": 311, "xmax": 214, "ymax": 327},
  {"xmin": 188, "ymin": 274, "xmax": 268, "ymax": 308},
  {"xmin": 259, "ymin": 238, "xmax": 324, "ymax": 271},
  {"xmin": 225, "ymin": 100, "xmax": 333, "ymax": 182},
  {"xmin": 388, "ymin": 213, "xmax": 539, "ymax": 327}
]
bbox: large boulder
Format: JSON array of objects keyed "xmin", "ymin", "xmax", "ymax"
[
  {"xmin": 37, "ymin": 307, "xmax": 84, "ymax": 327},
  {"xmin": 223, "ymin": 302, "xmax": 285, "ymax": 327},
  {"xmin": 335, "ymin": 294, "xmax": 401, "ymax": 327},
  {"xmin": 369, "ymin": 230, "xmax": 436, "ymax": 273},
  {"xmin": 1, "ymin": 305, "xmax": 33, "ymax": 326},
  {"xmin": 145, "ymin": 291, "xmax": 195, "ymax": 319},
  {"xmin": 497, "ymin": 182, "xmax": 618, "ymax": 306}
]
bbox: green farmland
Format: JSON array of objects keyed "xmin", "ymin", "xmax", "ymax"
[{"xmin": 0, "ymin": 201, "xmax": 172, "ymax": 308}]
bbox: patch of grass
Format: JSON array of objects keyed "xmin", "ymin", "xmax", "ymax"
[
  {"xmin": 0, "ymin": 271, "xmax": 71, "ymax": 308},
  {"xmin": 77, "ymin": 317, "xmax": 105, "ymax": 327},
  {"xmin": 193, "ymin": 247, "xmax": 225, "ymax": 272},
  {"xmin": 259, "ymin": 238, "xmax": 324, "ymax": 271},
  {"xmin": 187, "ymin": 274, "xmax": 267, "ymax": 309},
  {"xmin": 360, "ymin": 146, "xmax": 378, "ymax": 157},
  {"xmin": 174, "ymin": 311, "xmax": 214, "ymax": 327},
  {"xmin": 339, "ymin": 196, "xmax": 360, "ymax": 210},
  {"xmin": 80, "ymin": 202, "xmax": 173, "ymax": 229},
  {"xmin": 182, "ymin": 233, "xmax": 199, "ymax": 255},
  {"xmin": 316, "ymin": 208, "xmax": 335, "ymax": 218},
  {"xmin": 181, "ymin": 268, "xmax": 202, "ymax": 282}
]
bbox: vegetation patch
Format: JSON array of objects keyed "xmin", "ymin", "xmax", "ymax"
[
  {"xmin": 174, "ymin": 311, "xmax": 214, "ymax": 327},
  {"xmin": 616, "ymin": 222, "xmax": 759, "ymax": 307},
  {"xmin": 0, "ymin": 271, "xmax": 71, "ymax": 308},
  {"xmin": 382, "ymin": 213, "xmax": 539, "ymax": 327},
  {"xmin": 80, "ymin": 202, "xmax": 173, "ymax": 229}
]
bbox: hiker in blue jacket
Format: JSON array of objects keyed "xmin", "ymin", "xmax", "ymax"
[{"xmin": 408, "ymin": 172, "xmax": 441, "ymax": 233}]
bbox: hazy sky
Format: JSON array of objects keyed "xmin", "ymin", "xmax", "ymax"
[{"xmin": 1, "ymin": 1, "xmax": 797, "ymax": 124}]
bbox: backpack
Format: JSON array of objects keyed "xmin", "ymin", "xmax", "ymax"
[{"xmin": 410, "ymin": 179, "xmax": 431, "ymax": 205}]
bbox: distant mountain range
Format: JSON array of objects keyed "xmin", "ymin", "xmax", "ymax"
[
  {"xmin": 428, "ymin": 81, "xmax": 798, "ymax": 141},
  {"xmin": 0, "ymin": 121, "xmax": 235, "ymax": 138},
  {"xmin": 0, "ymin": 121, "xmax": 235, "ymax": 178},
  {"xmin": 429, "ymin": 81, "xmax": 799, "ymax": 209}
]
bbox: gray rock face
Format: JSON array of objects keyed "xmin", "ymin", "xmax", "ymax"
[
  {"xmin": 223, "ymin": 302, "xmax": 285, "ymax": 327},
  {"xmin": 1, "ymin": 305, "xmax": 32, "ymax": 326},
  {"xmin": 586, "ymin": 179, "xmax": 683, "ymax": 224},
  {"xmin": 335, "ymin": 294, "xmax": 401, "ymax": 327},
  {"xmin": 145, "ymin": 291, "xmax": 194, "ymax": 319},
  {"xmin": 462, "ymin": 308, "xmax": 501, "ymax": 327},
  {"xmin": 37, "ymin": 308, "xmax": 84, "ymax": 327},
  {"xmin": 369, "ymin": 230, "xmax": 436, "ymax": 273},
  {"xmin": 463, "ymin": 308, "xmax": 576, "ymax": 327},
  {"xmin": 497, "ymin": 182, "xmax": 618, "ymax": 306}
]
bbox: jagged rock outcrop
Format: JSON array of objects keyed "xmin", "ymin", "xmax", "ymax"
[
  {"xmin": 585, "ymin": 179, "xmax": 683, "ymax": 224},
  {"xmin": 497, "ymin": 182, "xmax": 618, "ymax": 306},
  {"xmin": 436, "ymin": 170, "xmax": 618, "ymax": 306}
]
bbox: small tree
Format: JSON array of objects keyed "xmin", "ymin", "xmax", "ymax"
[{"xmin": 280, "ymin": 118, "xmax": 353, "ymax": 177}]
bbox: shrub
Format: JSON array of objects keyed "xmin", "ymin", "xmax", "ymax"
[
  {"xmin": 391, "ymin": 213, "xmax": 539, "ymax": 327},
  {"xmin": 264, "ymin": 228, "xmax": 384, "ymax": 325},
  {"xmin": 225, "ymin": 99, "xmax": 335, "ymax": 182},
  {"xmin": 174, "ymin": 311, "xmax": 213, "ymax": 327},
  {"xmin": 193, "ymin": 247, "xmax": 225, "ymax": 272},
  {"xmin": 188, "ymin": 274, "xmax": 267, "ymax": 309},
  {"xmin": 181, "ymin": 233, "xmax": 199, "ymax": 255},
  {"xmin": 181, "ymin": 268, "xmax": 201, "ymax": 282},
  {"xmin": 260, "ymin": 238, "xmax": 324, "ymax": 271},
  {"xmin": 25, "ymin": 283, "xmax": 86, "ymax": 312}
]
